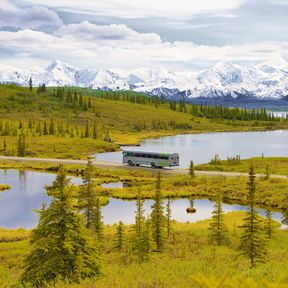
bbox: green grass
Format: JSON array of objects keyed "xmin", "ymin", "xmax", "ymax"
[
  {"xmin": 1, "ymin": 212, "xmax": 288, "ymax": 287},
  {"xmin": 196, "ymin": 156, "xmax": 288, "ymax": 176},
  {"xmin": 0, "ymin": 159, "xmax": 287, "ymax": 211},
  {"xmin": 1, "ymin": 84, "xmax": 288, "ymax": 159}
]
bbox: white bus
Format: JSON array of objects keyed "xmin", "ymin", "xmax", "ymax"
[{"xmin": 122, "ymin": 150, "xmax": 179, "ymax": 168}]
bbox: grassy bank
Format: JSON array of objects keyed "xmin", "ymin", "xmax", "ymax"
[
  {"xmin": 1, "ymin": 159, "xmax": 288, "ymax": 210},
  {"xmin": 0, "ymin": 184, "xmax": 10, "ymax": 191},
  {"xmin": 1, "ymin": 212, "xmax": 288, "ymax": 287},
  {"xmin": 1, "ymin": 84, "xmax": 288, "ymax": 159},
  {"xmin": 105, "ymin": 174, "xmax": 288, "ymax": 211},
  {"xmin": 196, "ymin": 156, "xmax": 288, "ymax": 176}
]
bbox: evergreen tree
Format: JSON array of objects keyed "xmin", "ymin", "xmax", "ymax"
[
  {"xmin": 166, "ymin": 199, "xmax": 172, "ymax": 238},
  {"xmin": 282, "ymin": 192, "xmax": 288, "ymax": 225},
  {"xmin": 151, "ymin": 172, "xmax": 165, "ymax": 252},
  {"xmin": 189, "ymin": 160, "xmax": 195, "ymax": 178},
  {"xmin": 208, "ymin": 186, "xmax": 229, "ymax": 246},
  {"xmin": 94, "ymin": 196, "xmax": 104, "ymax": 240},
  {"xmin": 135, "ymin": 189, "xmax": 145, "ymax": 237},
  {"xmin": 17, "ymin": 132, "xmax": 26, "ymax": 157},
  {"xmin": 115, "ymin": 221, "xmax": 125, "ymax": 251},
  {"xmin": 49, "ymin": 118, "xmax": 55, "ymax": 135},
  {"xmin": 79, "ymin": 94, "xmax": 83, "ymax": 106},
  {"xmin": 264, "ymin": 207, "xmax": 274, "ymax": 239},
  {"xmin": 78, "ymin": 160, "xmax": 96, "ymax": 229},
  {"xmin": 3, "ymin": 138, "xmax": 6, "ymax": 151},
  {"xmin": 136, "ymin": 218, "xmax": 155, "ymax": 262},
  {"xmin": 43, "ymin": 120, "xmax": 48, "ymax": 135},
  {"xmin": 29, "ymin": 78, "xmax": 33, "ymax": 91},
  {"xmin": 21, "ymin": 166, "xmax": 101, "ymax": 287},
  {"xmin": 239, "ymin": 164, "xmax": 267, "ymax": 268},
  {"xmin": 93, "ymin": 122, "xmax": 98, "ymax": 139},
  {"xmin": 265, "ymin": 164, "xmax": 270, "ymax": 181},
  {"xmin": 85, "ymin": 121, "xmax": 89, "ymax": 138}
]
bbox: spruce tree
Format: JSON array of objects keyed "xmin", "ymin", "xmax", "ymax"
[
  {"xmin": 189, "ymin": 160, "xmax": 195, "ymax": 178},
  {"xmin": 3, "ymin": 138, "xmax": 6, "ymax": 151},
  {"xmin": 208, "ymin": 186, "xmax": 229, "ymax": 246},
  {"xmin": 17, "ymin": 132, "xmax": 26, "ymax": 157},
  {"xmin": 239, "ymin": 164, "xmax": 267, "ymax": 268},
  {"xmin": 115, "ymin": 221, "xmax": 125, "ymax": 251},
  {"xmin": 43, "ymin": 120, "xmax": 48, "ymax": 135},
  {"xmin": 136, "ymin": 218, "xmax": 155, "ymax": 262},
  {"xmin": 282, "ymin": 192, "xmax": 288, "ymax": 225},
  {"xmin": 93, "ymin": 122, "xmax": 98, "ymax": 139},
  {"xmin": 151, "ymin": 172, "xmax": 165, "ymax": 252},
  {"xmin": 78, "ymin": 160, "xmax": 96, "ymax": 229},
  {"xmin": 265, "ymin": 164, "xmax": 270, "ymax": 181},
  {"xmin": 135, "ymin": 189, "xmax": 145, "ymax": 237},
  {"xmin": 49, "ymin": 118, "xmax": 55, "ymax": 135},
  {"xmin": 21, "ymin": 166, "xmax": 101, "ymax": 287},
  {"xmin": 166, "ymin": 199, "xmax": 172, "ymax": 238},
  {"xmin": 29, "ymin": 77, "xmax": 33, "ymax": 91},
  {"xmin": 85, "ymin": 121, "xmax": 89, "ymax": 138},
  {"xmin": 94, "ymin": 196, "xmax": 104, "ymax": 240},
  {"xmin": 264, "ymin": 207, "xmax": 274, "ymax": 239}
]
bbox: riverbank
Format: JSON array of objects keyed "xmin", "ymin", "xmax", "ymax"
[
  {"xmin": 196, "ymin": 156, "xmax": 288, "ymax": 176},
  {"xmin": 1, "ymin": 160, "xmax": 288, "ymax": 213}
]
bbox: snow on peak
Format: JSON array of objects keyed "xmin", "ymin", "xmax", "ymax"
[{"xmin": 1, "ymin": 60, "xmax": 288, "ymax": 99}]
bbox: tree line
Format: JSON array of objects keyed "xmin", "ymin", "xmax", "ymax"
[{"xmin": 18, "ymin": 161, "xmax": 288, "ymax": 287}]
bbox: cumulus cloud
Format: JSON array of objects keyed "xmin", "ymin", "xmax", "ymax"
[
  {"xmin": 0, "ymin": 6, "xmax": 62, "ymax": 29},
  {"xmin": 0, "ymin": 22, "xmax": 287, "ymax": 71},
  {"xmin": 16, "ymin": 0, "xmax": 245, "ymax": 19}
]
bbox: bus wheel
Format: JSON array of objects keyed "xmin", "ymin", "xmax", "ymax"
[
  {"xmin": 151, "ymin": 162, "xmax": 156, "ymax": 168},
  {"xmin": 128, "ymin": 160, "xmax": 133, "ymax": 166}
]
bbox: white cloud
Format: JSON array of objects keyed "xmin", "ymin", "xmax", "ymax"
[
  {"xmin": 18, "ymin": 0, "xmax": 245, "ymax": 19},
  {"xmin": 0, "ymin": 22, "xmax": 287, "ymax": 71},
  {"xmin": 0, "ymin": 6, "xmax": 63, "ymax": 29},
  {"xmin": 57, "ymin": 21, "xmax": 161, "ymax": 44},
  {"xmin": 0, "ymin": 0, "xmax": 19, "ymax": 11}
]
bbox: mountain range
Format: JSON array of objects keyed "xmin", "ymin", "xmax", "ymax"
[{"xmin": 1, "ymin": 60, "xmax": 288, "ymax": 101}]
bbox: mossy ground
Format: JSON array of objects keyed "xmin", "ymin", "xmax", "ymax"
[{"xmin": 1, "ymin": 212, "xmax": 288, "ymax": 287}]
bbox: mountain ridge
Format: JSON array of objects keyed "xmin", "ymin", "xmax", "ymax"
[{"xmin": 1, "ymin": 60, "xmax": 288, "ymax": 100}]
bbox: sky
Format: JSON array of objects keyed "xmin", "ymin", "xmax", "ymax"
[{"xmin": 0, "ymin": 0, "xmax": 288, "ymax": 71}]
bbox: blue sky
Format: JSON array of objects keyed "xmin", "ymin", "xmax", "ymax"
[{"xmin": 0, "ymin": 0, "xmax": 287, "ymax": 71}]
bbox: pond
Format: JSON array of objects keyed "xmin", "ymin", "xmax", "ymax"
[
  {"xmin": 0, "ymin": 169, "xmax": 285, "ymax": 229},
  {"xmin": 93, "ymin": 130, "xmax": 288, "ymax": 168}
]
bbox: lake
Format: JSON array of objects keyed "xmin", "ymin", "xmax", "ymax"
[
  {"xmin": 0, "ymin": 169, "xmax": 285, "ymax": 229},
  {"xmin": 94, "ymin": 130, "xmax": 288, "ymax": 168}
]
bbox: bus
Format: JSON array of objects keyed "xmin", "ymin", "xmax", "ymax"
[{"xmin": 122, "ymin": 150, "xmax": 179, "ymax": 168}]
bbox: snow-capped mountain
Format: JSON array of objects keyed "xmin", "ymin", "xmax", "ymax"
[{"xmin": 1, "ymin": 60, "xmax": 288, "ymax": 100}]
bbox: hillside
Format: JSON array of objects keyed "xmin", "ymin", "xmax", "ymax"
[{"xmin": 0, "ymin": 84, "xmax": 288, "ymax": 159}]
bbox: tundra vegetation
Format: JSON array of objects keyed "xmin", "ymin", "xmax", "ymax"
[
  {"xmin": 0, "ymin": 163, "xmax": 288, "ymax": 287},
  {"xmin": 1, "ymin": 84, "xmax": 288, "ymax": 159},
  {"xmin": 1, "ymin": 84, "xmax": 288, "ymax": 287},
  {"xmin": 0, "ymin": 183, "xmax": 10, "ymax": 191}
]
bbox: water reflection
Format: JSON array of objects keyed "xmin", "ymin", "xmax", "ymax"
[
  {"xmin": 0, "ymin": 169, "xmax": 82, "ymax": 229},
  {"xmin": 0, "ymin": 169, "xmax": 285, "ymax": 229},
  {"xmin": 101, "ymin": 182, "xmax": 126, "ymax": 189},
  {"xmin": 94, "ymin": 130, "xmax": 288, "ymax": 168}
]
